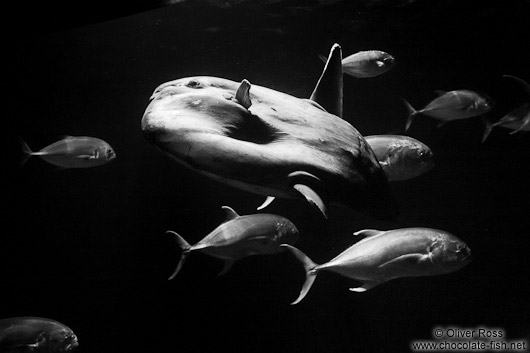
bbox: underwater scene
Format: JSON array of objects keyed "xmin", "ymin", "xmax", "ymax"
[{"xmin": 3, "ymin": 0, "xmax": 530, "ymax": 352}]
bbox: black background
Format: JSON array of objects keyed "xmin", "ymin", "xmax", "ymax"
[{"xmin": 3, "ymin": 1, "xmax": 530, "ymax": 352}]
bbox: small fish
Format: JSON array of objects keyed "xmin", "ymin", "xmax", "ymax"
[
  {"xmin": 0, "ymin": 317, "xmax": 78, "ymax": 353},
  {"xmin": 166, "ymin": 206, "xmax": 299, "ymax": 279},
  {"xmin": 482, "ymin": 75, "xmax": 530, "ymax": 141},
  {"xmin": 19, "ymin": 136, "xmax": 116, "ymax": 168},
  {"xmin": 319, "ymin": 50, "xmax": 396, "ymax": 78},
  {"xmin": 282, "ymin": 227, "xmax": 471, "ymax": 304},
  {"xmin": 364, "ymin": 135, "xmax": 434, "ymax": 181},
  {"xmin": 403, "ymin": 90, "xmax": 494, "ymax": 131}
]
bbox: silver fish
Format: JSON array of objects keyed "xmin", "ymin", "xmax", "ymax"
[
  {"xmin": 403, "ymin": 90, "xmax": 494, "ymax": 131},
  {"xmin": 282, "ymin": 227, "xmax": 471, "ymax": 304},
  {"xmin": 364, "ymin": 135, "xmax": 434, "ymax": 181},
  {"xmin": 319, "ymin": 50, "xmax": 396, "ymax": 78},
  {"xmin": 142, "ymin": 44, "xmax": 398, "ymax": 220},
  {"xmin": 20, "ymin": 136, "xmax": 116, "ymax": 168},
  {"xmin": 166, "ymin": 206, "xmax": 299, "ymax": 279},
  {"xmin": 0, "ymin": 317, "xmax": 78, "ymax": 353}
]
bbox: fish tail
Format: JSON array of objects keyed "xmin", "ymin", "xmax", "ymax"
[
  {"xmin": 166, "ymin": 230, "xmax": 192, "ymax": 280},
  {"xmin": 18, "ymin": 137, "xmax": 33, "ymax": 166},
  {"xmin": 281, "ymin": 244, "xmax": 319, "ymax": 305},
  {"xmin": 481, "ymin": 117, "xmax": 494, "ymax": 143},
  {"xmin": 402, "ymin": 99, "xmax": 418, "ymax": 131}
]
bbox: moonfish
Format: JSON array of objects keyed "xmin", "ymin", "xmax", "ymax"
[
  {"xmin": 166, "ymin": 206, "xmax": 299, "ymax": 279},
  {"xmin": 0, "ymin": 317, "xmax": 78, "ymax": 353},
  {"xmin": 319, "ymin": 50, "xmax": 396, "ymax": 78},
  {"xmin": 142, "ymin": 43, "xmax": 398, "ymax": 220},
  {"xmin": 282, "ymin": 228, "xmax": 471, "ymax": 304},
  {"xmin": 20, "ymin": 136, "xmax": 116, "ymax": 168},
  {"xmin": 364, "ymin": 135, "xmax": 434, "ymax": 181},
  {"xmin": 403, "ymin": 90, "xmax": 494, "ymax": 131}
]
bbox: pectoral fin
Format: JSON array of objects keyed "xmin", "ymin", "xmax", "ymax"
[
  {"xmin": 257, "ymin": 196, "xmax": 276, "ymax": 210},
  {"xmin": 288, "ymin": 171, "xmax": 327, "ymax": 218},
  {"xmin": 379, "ymin": 253, "xmax": 430, "ymax": 270},
  {"xmin": 236, "ymin": 79, "xmax": 252, "ymax": 109},
  {"xmin": 353, "ymin": 229, "xmax": 383, "ymax": 238}
]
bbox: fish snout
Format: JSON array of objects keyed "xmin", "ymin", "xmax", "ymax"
[{"xmin": 438, "ymin": 240, "xmax": 472, "ymax": 271}]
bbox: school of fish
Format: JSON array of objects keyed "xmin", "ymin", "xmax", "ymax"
[{"xmin": 7, "ymin": 14, "xmax": 529, "ymax": 349}]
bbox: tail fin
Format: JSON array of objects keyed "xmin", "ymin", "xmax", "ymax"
[
  {"xmin": 166, "ymin": 231, "xmax": 192, "ymax": 280},
  {"xmin": 281, "ymin": 244, "xmax": 319, "ymax": 305},
  {"xmin": 18, "ymin": 137, "xmax": 33, "ymax": 166},
  {"xmin": 402, "ymin": 99, "xmax": 418, "ymax": 131},
  {"xmin": 481, "ymin": 117, "xmax": 494, "ymax": 142}
]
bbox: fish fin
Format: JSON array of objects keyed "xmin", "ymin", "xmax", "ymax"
[
  {"xmin": 221, "ymin": 206, "xmax": 240, "ymax": 221},
  {"xmin": 349, "ymin": 281, "xmax": 381, "ymax": 292},
  {"xmin": 293, "ymin": 184, "xmax": 327, "ymax": 219},
  {"xmin": 353, "ymin": 229, "xmax": 383, "ymax": 238},
  {"xmin": 318, "ymin": 53, "xmax": 327, "ymax": 64},
  {"xmin": 378, "ymin": 161, "xmax": 389, "ymax": 167},
  {"xmin": 217, "ymin": 260, "xmax": 234, "ymax": 276},
  {"xmin": 434, "ymin": 90, "xmax": 447, "ymax": 96},
  {"xmin": 310, "ymin": 43, "xmax": 343, "ymax": 118},
  {"xmin": 503, "ymin": 75, "xmax": 530, "ymax": 97},
  {"xmin": 510, "ymin": 114, "xmax": 530, "ymax": 134},
  {"xmin": 402, "ymin": 99, "xmax": 418, "ymax": 131},
  {"xmin": 236, "ymin": 79, "xmax": 252, "ymax": 109},
  {"xmin": 165, "ymin": 230, "xmax": 192, "ymax": 280},
  {"xmin": 436, "ymin": 121, "xmax": 448, "ymax": 129},
  {"xmin": 379, "ymin": 253, "xmax": 429, "ymax": 270},
  {"xmin": 18, "ymin": 137, "xmax": 33, "ymax": 166},
  {"xmin": 481, "ymin": 117, "xmax": 494, "ymax": 142},
  {"xmin": 281, "ymin": 244, "xmax": 319, "ymax": 305},
  {"xmin": 257, "ymin": 196, "xmax": 276, "ymax": 211},
  {"xmin": 375, "ymin": 60, "xmax": 384, "ymax": 68}
]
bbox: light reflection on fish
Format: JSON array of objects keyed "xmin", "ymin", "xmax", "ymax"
[
  {"xmin": 364, "ymin": 135, "xmax": 434, "ymax": 181},
  {"xmin": 19, "ymin": 136, "xmax": 116, "ymax": 168},
  {"xmin": 319, "ymin": 50, "xmax": 396, "ymax": 78},
  {"xmin": 403, "ymin": 90, "xmax": 494, "ymax": 131},
  {"xmin": 0, "ymin": 317, "xmax": 78, "ymax": 353},
  {"xmin": 282, "ymin": 227, "xmax": 471, "ymax": 304},
  {"xmin": 166, "ymin": 206, "xmax": 299, "ymax": 279}
]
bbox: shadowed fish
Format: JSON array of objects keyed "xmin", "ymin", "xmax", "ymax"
[
  {"xmin": 166, "ymin": 206, "xmax": 299, "ymax": 279},
  {"xmin": 319, "ymin": 50, "xmax": 396, "ymax": 78},
  {"xmin": 482, "ymin": 75, "xmax": 530, "ymax": 141},
  {"xmin": 142, "ymin": 43, "xmax": 398, "ymax": 220},
  {"xmin": 364, "ymin": 135, "xmax": 434, "ymax": 181},
  {"xmin": 19, "ymin": 136, "xmax": 116, "ymax": 168},
  {"xmin": 403, "ymin": 90, "xmax": 494, "ymax": 131},
  {"xmin": 0, "ymin": 317, "xmax": 78, "ymax": 353},
  {"xmin": 282, "ymin": 227, "xmax": 471, "ymax": 304}
]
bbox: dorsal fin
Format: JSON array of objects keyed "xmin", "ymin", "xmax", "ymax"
[
  {"xmin": 221, "ymin": 206, "xmax": 240, "ymax": 221},
  {"xmin": 236, "ymin": 79, "xmax": 252, "ymax": 109},
  {"xmin": 310, "ymin": 43, "xmax": 343, "ymax": 118}
]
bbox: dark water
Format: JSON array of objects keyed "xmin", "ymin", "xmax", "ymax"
[{"xmin": 4, "ymin": 1, "xmax": 530, "ymax": 352}]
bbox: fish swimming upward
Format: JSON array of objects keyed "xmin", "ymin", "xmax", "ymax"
[
  {"xmin": 319, "ymin": 50, "xmax": 396, "ymax": 78},
  {"xmin": 282, "ymin": 228, "xmax": 471, "ymax": 304},
  {"xmin": 166, "ymin": 206, "xmax": 299, "ymax": 279},
  {"xmin": 0, "ymin": 317, "xmax": 78, "ymax": 353},
  {"xmin": 142, "ymin": 43, "xmax": 398, "ymax": 220},
  {"xmin": 403, "ymin": 90, "xmax": 494, "ymax": 131},
  {"xmin": 20, "ymin": 136, "xmax": 116, "ymax": 168},
  {"xmin": 364, "ymin": 135, "xmax": 434, "ymax": 181}
]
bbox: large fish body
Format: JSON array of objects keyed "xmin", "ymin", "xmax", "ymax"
[
  {"xmin": 283, "ymin": 227, "xmax": 471, "ymax": 304},
  {"xmin": 166, "ymin": 206, "xmax": 299, "ymax": 278},
  {"xmin": 0, "ymin": 317, "xmax": 78, "ymax": 353},
  {"xmin": 364, "ymin": 135, "xmax": 434, "ymax": 181},
  {"xmin": 142, "ymin": 44, "xmax": 398, "ymax": 220},
  {"xmin": 404, "ymin": 90, "xmax": 494, "ymax": 130},
  {"xmin": 20, "ymin": 136, "xmax": 116, "ymax": 168},
  {"xmin": 319, "ymin": 50, "xmax": 396, "ymax": 78}
]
